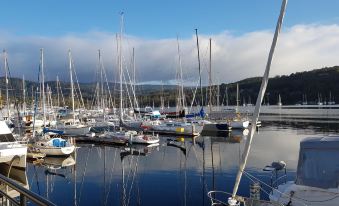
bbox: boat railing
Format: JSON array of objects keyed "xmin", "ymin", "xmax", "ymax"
[
  {"xmin": 0, "ymin": 173, "xmax": 55, "ymax": 206},
  {"xmin": 263, "ymin": 162, "xmax": 287, "ymax": 192},
  {"xmin": 207, "ymin": 190, "xmax": 283, "ymax": 206}
]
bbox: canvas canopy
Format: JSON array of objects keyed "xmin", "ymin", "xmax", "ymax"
[{"xmin": 296, "ymin": 136, "xmax": 339, "ymax": 189}]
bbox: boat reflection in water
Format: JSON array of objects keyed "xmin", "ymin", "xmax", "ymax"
[
  {"xmin": 207, "ymin": 129, "xmax": 249, "ymax": 144},
  {"xmin": 120, "ymin": 143, "xmax": 159, "ymax": 206},
  {"xmin": 120, "ymin": 143, "xmax": 159, "ymax": 160},
  {"xmin": 42, "ymin": 156, "xmax": 76, "ymax": 170},
  {"xmin": 0, "ymin": 163, "xmax": 29, "ymax": 199}
]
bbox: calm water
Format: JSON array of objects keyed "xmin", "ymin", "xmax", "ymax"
[{"xmin": 22, "ymin": 116, "xmax": 339, "ymax": 205}]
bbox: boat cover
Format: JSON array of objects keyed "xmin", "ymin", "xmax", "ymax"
[
  {"xmin": 296, "ymin": 136, "xmax": 339, "ymax": 189},
  {"xmin": 52, "ymin": 138, "xmax": 66, "ymax": 147}
]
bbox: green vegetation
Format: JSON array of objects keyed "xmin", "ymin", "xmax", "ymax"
[{"xmin": 1, "ymin": 66, "xmax": 339, "ymax": 108}]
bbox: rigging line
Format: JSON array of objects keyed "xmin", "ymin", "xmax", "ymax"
[
  {"xmin": 104, "ymin": 147, "xmax": 118, "ymax": 205},
  {"xmin": 126, "ymin": 153, "xmax": 136, "ymax": 184},
  {"xmin": 58, "ymin": 79, "xmax": 66, "ymax": 107},
  {"xmin": 189, "ymin": 80, "xmax": 200, "ymax": 113},
  {"xmin": 78, "ymin": 146, "xmax": 92, "ymax": 205},
  {"xmin": 5, "ymin": 54, "xmax": 24, "ymax": 134},
  {"xmin": 127, "ymin": 151, "xmax": 140, "ymax": 206},
  {"xmin": 122, "ymin": 68, "xmax": 134, "ymax": 109},
  {"xmin": 71, "ymin": 58, "xmax": 85, "ymax": 109},
  {"xmin": 102, "ymin": 60, "xmax": 114, "ymax": 108},
  {"xmin": 124, "ymin": 62, "xmax": 139, "ymax": 110},
  {"xmin": 243, "ymin": 171, "xmax": 307, "ymax": 206}
]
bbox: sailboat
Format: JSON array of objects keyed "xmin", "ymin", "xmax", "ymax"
[
  {"xmin": 228, "ymin": 84, "xmax": 250, "ymax": 129},
  {"xmin": 30, "ymin": 49, "xmax": 75, "ymax": 157},
  {"xmin": 56, "ymin": 49, "xmax": 91, "ymax": 136},
  {"xmin": 208, "ymin": 0, "xmax": 288, "ymax": 205},
  {"xmin": 100, "ymin": 13, "xmax": 159, "ymax": 145}
]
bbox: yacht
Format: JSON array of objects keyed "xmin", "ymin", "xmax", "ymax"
[
  {"xmin": 0, "ymin": 121, "xmax": 27, "ymax": 169},
  {"xmin": 31, "ymin": 136, "xmax": 75, "ymax": 156}
]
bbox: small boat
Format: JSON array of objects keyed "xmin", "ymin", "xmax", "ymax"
[
  {"xmin": 229, "ymin": 118, "xmax": 249, "ymax": 129},
  {"xmin": 269, "ymin": 136, "xmax": 339, "ymax": 206},
  {"xmin": 151, "ymin": 121, "xmax": 201, "ymax": 136},
  {"xmin": 128, "ymin": 133, "xmax": 160, "ymax": 144},
  {"xmin": 97, "ymin": 131, "xmax": 129, "ymax": 145},
  {"xmin": 101, "ymin": 130, "xmax": 159, "ymax": 144},
  {"xmin": 31, "ymin": 137, "xmax": 75, "ymax": 156}
]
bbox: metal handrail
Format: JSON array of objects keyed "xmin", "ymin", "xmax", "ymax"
[{"xmin": 0, "ymin": 173, "xmax": 55, "ymax": 206}]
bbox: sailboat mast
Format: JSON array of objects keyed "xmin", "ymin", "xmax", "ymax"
[
  {"xmin": 22, "ymin": 75, "xmax": 26, "ymax": 114},
  {"xmin": 209, "ymin": 38, "xmax": 212, "ymax": 114},
  {"xmin": 56, "ymin": 75, "xmax": 60, "ymax": 107},
  {"xmin": 226, "ymin": 86, "xmax": 229, "ymax": 106},
  {"xmin": 40, "ymin": 48, "xmax": 47, "ymax": 126},
  {"xmin": 3, "ymin": 50, "xmax": 10, "ymax": 118},
  {"xmin": 119, "ymin": 12, "xmax": 124, "ymax": 123},
  {"xmin": 68, "ymin": 49, "xmax": 76, "ymax": 124},
  {"xmin": 176, "ymin": 35, "xmax": 185, "ymax": 110},
  {"xmin": 230, "ymin": 0, "xmax": 287, "ymax": 201},
  {"xmin": 132, "ymin": 47, "xmax": 136, "ymax": 109},
  {"xmin": 195, "ymin": 29, "xmax": 203, "ymax": 107},
  {"xmin": 236, "ymin": 83, "xmax": 239, "ymax": 113}
]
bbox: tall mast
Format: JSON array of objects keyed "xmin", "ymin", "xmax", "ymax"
[
  {"xmin": 230, "ymin": 0, "xmax": 287, "ymax": 202},
  {"xmin": 3, "ymin": 50, "xmax": 10, "ymax": 118},
  {"xmin": 226, "ymin": 86, "xmax": 229, "ymax": 106},
  {"xmin": 119, "ymin": 12, "xmax": 124, "ymax": 123},
  {"xmin": 236, "ymin": 83, "xmax": 239, "ymax": 113},
  {"xmin": 176, "ymin": 35, "xmax": 185, "ymax": 110},
  {"xmin": 23, "ymin": 75, "xmax": 26, "ymax": 114},
  {"xmin": 40, "ymin": 48, "xmax": 46, "ymax": 127},
  {"xmin": 217, "ymin": 83, "xmax": 220, "ymax": 111},
  {"xmin": 99, "ymin": 49, "xmax": 104, "ymax": 110},
  {"xmin": 209, "ymin": 38, "xmax": 212, "ymax": 114},
  {"xmin": 68, "ymin": 49, "xmax": 76, "ymax": 124},
  {"xmin": 132, "ymin": 47, "xmax": 136, "ymax": 109},
  {"xmin": 56, "ymin": 75, "xmax": 60, "ymax": 107},
  {"xmin": 195, "ymin": 29, "xmax": 203, "ymax": 108}
]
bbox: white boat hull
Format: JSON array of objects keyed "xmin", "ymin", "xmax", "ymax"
[
  {"xmin": 229, "ymin": 120, "xmax": 249, "ymax": 129},
  {"xmin": 33, "ymin": 145, "xmax": 75, "ymax": 156}
]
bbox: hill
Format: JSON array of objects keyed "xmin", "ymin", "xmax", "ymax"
[{"xmin": 1, "ymin": 66, "xmax": 339, "ymax": 107}]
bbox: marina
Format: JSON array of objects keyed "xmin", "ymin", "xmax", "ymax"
[
  {"xmin": 1, "ymin": 0, "xmax": 339, "ymax": 205},
  {"xmin": 10, "ymin": 113, "xmax": 338, "ymax": 205}
]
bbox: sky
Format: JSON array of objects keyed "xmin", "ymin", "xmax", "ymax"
[{"xmin": 1, "ymin": 0, "xmax": 339, "ymax": 85}]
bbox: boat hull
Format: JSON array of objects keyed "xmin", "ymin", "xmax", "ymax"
[
  {"xmin": 33, "ymin": 145, "xmax": 75, "ymax": 156},
  {"xmin": 229, "ymin": 120, "xmax": 249, "ymax": 129},
  {"xmin": 202, "ymin": 123, "xmax": 231, "ymax": 133}
]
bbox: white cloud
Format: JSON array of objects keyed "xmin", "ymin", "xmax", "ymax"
[{"xmin": 1, "ymin": 24, "xmax": 339, "ymax": 84}]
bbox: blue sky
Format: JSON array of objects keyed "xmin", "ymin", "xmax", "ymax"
[
  {"xmin": 3, "ymin": 0, "xmax": 339, "ymax": 38},
  {"xmin": 1, "ymin": 0, "xmax": 339, "ymax": 84}
]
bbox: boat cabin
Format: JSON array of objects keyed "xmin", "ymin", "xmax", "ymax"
[{"xmin": 296, "ymin": 136, "xmax": 339, "ymax": 189}]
